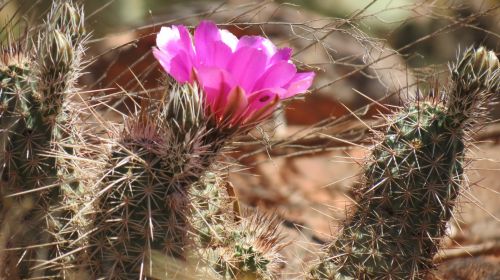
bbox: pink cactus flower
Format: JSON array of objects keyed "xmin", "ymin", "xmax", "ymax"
[{"xmin": 153, "ymin": 20, "xmax": 315, "ymax": 129}]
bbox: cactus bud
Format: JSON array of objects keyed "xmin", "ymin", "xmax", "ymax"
[
  {"xmin": 448, "ymin": 47, "xmax": 499, "ymax": 127},
  {"xmin": 456, "ymin": 46, "xmax": 499, "ymax": 91},
  {"xmin": 47, "ymin": 30, "xmax": 73, "ymax": 72},
  {"xmin": 52, "ymin": 1, "xmax": 86, "ymax": 43},
  {"xmin": 164, "ymin": 83, "xmax": 204, "ymax": 136}
]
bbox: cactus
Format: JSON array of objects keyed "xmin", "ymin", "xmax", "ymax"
[
  {"xmin": 206, "ymin": 211, "xmax": 286, "ymax": 280},
  {"xmin": 84, "ymin": 83, "xmax": 229, "ymax": 279},
  {"xmin": 0, "ymin": 1, "xmax": 86, "ymax": 278},
  {"xmin": 309, "ymin": 47, "xmax": 499, "ymax": 280},
  {"xmin": 0, "ymin": 51, "xmax": 30, "ymax": 166},
  {"xmin": 193, "ymin": 206, "xmax": 286, "ymax": 280},
  {"xmin": 190, "ymin": 175, "xmax": 286, "ymax": 279},
  {"xmin": 11, "ymin": 3, "xmax": 498, "ymax": 280},
  {"xmin": 190, "ymin": 172, "xmax": 234, "ymax": 249}
]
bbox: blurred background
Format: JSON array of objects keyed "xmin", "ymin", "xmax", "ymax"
[{"xmin": 2, "ymin": 0, "xmax": 499, "ymax": 278}]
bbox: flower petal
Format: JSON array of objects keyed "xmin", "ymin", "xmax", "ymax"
[
  {"xmin": 208, "ymin": 42, "xmax": 234, "ymax": 68},
  {"xmin": 194, "ymin": 21, "xmax": 219, "ymax": 64},
  {"xmin": 195, "ymin": 66, "xmax": 235, "ymax": 115},
  {"xmin": 236, "ymin": 36, "xmax": 276, "ymax": 58},
  {"xmin": 156, "ymin": 26, "xmax": 179, "ymax": 50},
  {"xmin": 242, "ymin": 89, "xmax": 280, "ymax": 125},
  {"xmin": 169, "ymin": 52, "xmax": 194, "ymax": 83},
  {"xmin": 194, "ymin": 21, "xmax": 235, "ymax": 68},
  {"xmin": 155, "ymin": 25, "xmax": 195, "ymax": 82},
  {"xmin": 253, "ymin": 61, "xmax": 296, "ymax": 92},
  {"xmin": 227, "ymin": 47, "xmax": 268, "ymax": 92},
  {"xmin": 153, "ymin": 47, "xmax": 174, "ymax": 74},
  {"xmin": 156, "ymin": 25, "xmax": 194, "ymax": 58},
  {"xmin": 219, "ymin": 29, "xmax": 238, "ymax": 51},
  {"xmin": 270, "ymin": 47, "xmax": 292, "ymax": 64},
  {"xmin": 283, "ymin": 72, "xmax": 315, "ymax": 98},
  {"xmin": 223, "ymin": 86, "xmax": 248, "ymax": 126},
  {"xmin": 246, "ymin": 88, "xmax": 283, "ymax": 113}
]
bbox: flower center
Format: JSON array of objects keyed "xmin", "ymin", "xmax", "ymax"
[{"xmin": 259, "ymin": 95, "xmax": 270, "ymax": 102}]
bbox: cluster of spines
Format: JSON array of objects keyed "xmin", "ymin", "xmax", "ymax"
[
  {"xmin": 208, "ymin": 211, "xmax": 286, "ymax": 280},
  {"xmin": 309, "ymin": 47, "xmax": 499, "ymax": 280},
  {"xmin": 190, "ymin": 172, "xmax": 234, "ymax": 249},
  {"xmin": 88, "ymin": 112, "xmax": 192, "ymax": 278},
  {"xmin": 0, "ymin": 1, "xmax": 86, "ymax": 278},
  {"xmin": 447, "ymin": 47, "xmax": 499, "ymax": 128}
]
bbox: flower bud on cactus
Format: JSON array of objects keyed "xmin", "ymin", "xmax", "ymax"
[
  {"xmin": 51, "ymin": 1, "xmax": 86, "ymax": 42},
  {"xmin": 448, "ymin": 47, "xmax": 499, "ymax": 128},
  {"xmin": 46, "ymin": 29, "xmax": 74, "ymax": 73},
  {"xmin": 309, "ymin": 47, "xmax": 499, "ymax": 280}
]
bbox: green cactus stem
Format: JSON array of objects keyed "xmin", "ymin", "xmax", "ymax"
[
  {"xmin": 310, "ymin": 47, "xmax": 499, "ymax": 280},
  {"xmin": 89, "ymin": 116, "xmax": 192, "ymax": 278},
  {"xmin": 206, "ymin": 212, "xmax": 287, "ymax": 280},
  {"xmin": 0, "ymin": 1, "xmax": 86, "ymax": 278},
  {"xmin": 190, "ymin": 173, "xmax": 235, "ymax": 249},
  {"xmin": 87, "ymin": 84, "xmax": 227, "ymax": 279},
  {"xmin": 0, "ymin": 60, "xmax": 30, "ymax": 167}
]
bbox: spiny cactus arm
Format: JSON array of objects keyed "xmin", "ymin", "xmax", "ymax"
[
  {"xmin": 191, "ymin": 173, "xmax": 287, "ymax": 279},
  {"xmin": 0, "ymin": 1, "xmax": 87, "ymax": 278},
  {"xmin": 1, "ymin": 0, "xmax": 86, "ymax": 193},
  {"xmin": 0, "ymin": 63, "xmax": 30, "ymax": 168},
  {"xmin": 90, "ymin": 138, "xmax": 191, "ymax": 279},
  {"xmin": 86, "ymin": 85, "xmax": 215, "ymax": 279},
  {"xmin": 309, "ymin": 47, "xmax": 499, "ymax": 280},
  {"xmin": 190, "ymin": 173, "xmax": 235, "ymax": 249}
]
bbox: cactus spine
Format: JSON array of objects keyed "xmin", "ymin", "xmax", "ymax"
[
  {"xmin": 310, "ymin": 47, "xmax": 499, "ymax": 280},
  {"xmin": 0, "ymin": 1, "xmax": 86, "ymax": 278}
]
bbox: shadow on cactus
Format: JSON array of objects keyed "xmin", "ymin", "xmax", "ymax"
[{"xmin": 309, "ymin": 47, "xmax": 499, "ymax": 280}]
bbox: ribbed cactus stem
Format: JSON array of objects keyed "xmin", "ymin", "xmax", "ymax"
[
  {"xmin": 3, "ymin": 29, "xmax": 72, "ymax": 187},
  {"xmin": 0, "ymin": 61, "xmax": 29, "ymax": 164},
  {"xmin": 90, "ymin": 117, "xmax": 191, "ymax": 278},
  {"xmin": 191, "ymin": 175, "xmax": 287, "ymax": 279},
  {"xmin": 88, "ymin": 84, "xmax": 226, "ymax": 279},
  {"xmin": 310, "ymin": 47, "xmax": 499, "ymax": 280},
  {"xmin": 0, "ymin": 1, "xmax": 86, "ymax": 278},
  {"xmin": 191, "ymin": 173, "xmax": 233, "ymax": 249}
]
